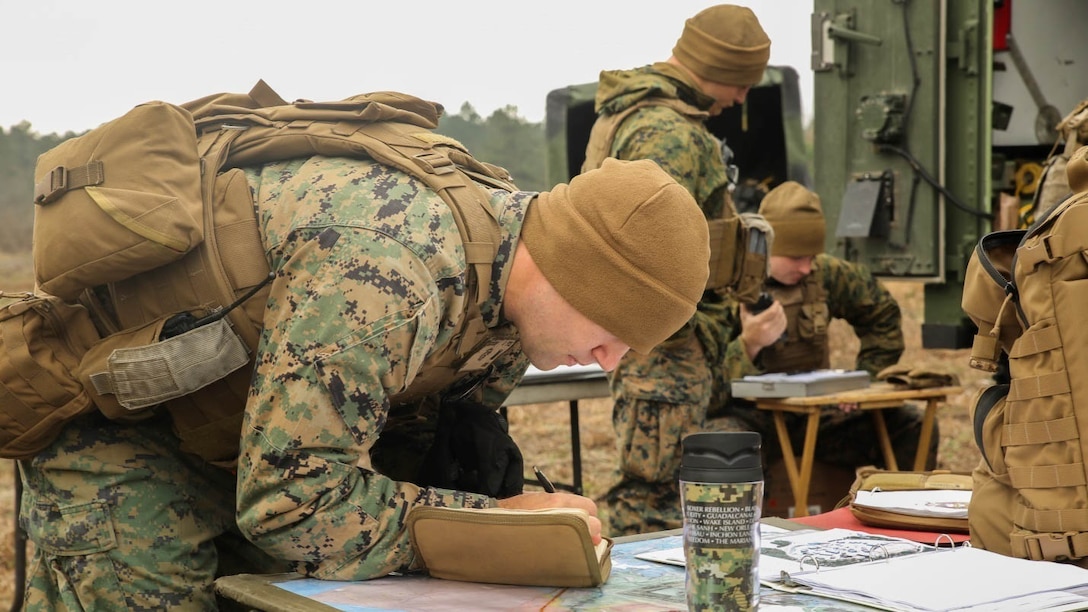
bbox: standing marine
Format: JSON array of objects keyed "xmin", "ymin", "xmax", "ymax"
[{"xmin": 580, "ymin": 3, "xmax": 775, "ymax": 536}]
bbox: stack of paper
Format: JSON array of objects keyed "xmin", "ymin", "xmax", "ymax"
[
  {"xmin": 852, "ymin": 489, "xmax": 970, "ymax": 519},
  {"xmin": 784, "ymin": 545, "xmax": 1088, "ymax": 611}
]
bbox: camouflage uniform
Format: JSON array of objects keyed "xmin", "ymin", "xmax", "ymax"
[
  {"xmin": 588, "ymin": 64, "xmax": 741, "ymax": 536},
  {"xmin": 710, "ymin": 254, "xmax": 937, "ymax": 475},
  {"xmin": 19, "ymin": 155, "xmax": 531, "ymax": 609}
]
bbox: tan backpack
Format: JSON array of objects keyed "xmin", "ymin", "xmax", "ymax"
[
  {"xmin": 962, "ymin": 145, "xmax": 1088, "ymax": 563},
  {"xmin": 1, "ymin": 81, "xmax": 515, "ymax": 463}
]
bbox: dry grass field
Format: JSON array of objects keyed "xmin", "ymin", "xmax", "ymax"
[{"xmin": 0, "ymin": 260, "xmax": 988, "ymax": 606}]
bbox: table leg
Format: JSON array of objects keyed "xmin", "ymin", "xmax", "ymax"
[
  {"xmin": 772, "ymin": 411, "xmax": 799, "ymax": 499},
  {"xmin": 871, "ymin": 410, "xmax": 899, "ymax": 471},
  {"xmin": 772, "ymin": 409, "xmax": 820, "ymax": 518},
  {"xmin": 913, "ymin": 398, "xmax": 940, "ymax": 470},
  {"xmin": 793, "ymin": 411, "xmax": 821, "ymax": 518}
]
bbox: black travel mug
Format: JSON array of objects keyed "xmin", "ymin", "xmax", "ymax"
[{"xmin": 679, "ymin": 431, "xmax": 763, "ymax": 611}]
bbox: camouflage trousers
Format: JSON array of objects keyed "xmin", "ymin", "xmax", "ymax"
[
  {"xmin": 603, "ymin": 332, "xmax": 722, "ymax": 538},
  {"xmin": 17, "ymin": 412, "xmax": 288, "ymax": 611}
]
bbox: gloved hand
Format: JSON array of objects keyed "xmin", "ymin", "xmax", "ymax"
[{"xmin": 419, "ymin": 400, "xmax": 525, "ymax": 499}]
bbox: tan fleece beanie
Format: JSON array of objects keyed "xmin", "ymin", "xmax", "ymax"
[
  {"xmin": 521, "ymin": 159, "xmax": 710, "ymax": 354},
  {"xmin": 759, "ymin": 181, "xmax": 826, "ymax": 257},
  {"xmin": 672, "ymin": 4, "xmax": 771, "ymax": 86}
]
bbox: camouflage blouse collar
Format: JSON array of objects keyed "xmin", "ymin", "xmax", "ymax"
[
  {"xmin": 596, "ymin": 62, "xmax": 716, "ymax": 115},
  {"xmin": 483, "ymin": 189, "xmax": 533, "ymax": 327},
  {"xmin": 650, "ymin": 62, "xmax": 717, "ymax": 110}
]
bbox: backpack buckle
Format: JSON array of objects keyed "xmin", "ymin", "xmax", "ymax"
[
  {"xmin": 1025, "ymin": 532, "xmax": 1076, "ymax": 561},
  {"xmin": 34, "ymin": 166, "xmax": 68, "ymax": 205},
  {"xmin": 412, "ymin": 151, "xmax": 455, "ymax": 175},
  {"xmin": 34, "ymin": 162, "xmax": 105, "ymax": 206}
]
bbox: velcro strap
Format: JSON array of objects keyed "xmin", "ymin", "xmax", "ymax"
[
  {"xmin": 1016, "ymin": 504, "xmax": 1088, "ymax": 535},
  {"xmin": 1039, "ymin": 231, "xmax": 1088, "ymax": 263},
  {"xmin": 1016, "ymin": 237, "xmax": 1051, "ymax": 272},
  {"xmin": 1008, "ymin": 371, "xmax": 1070, "ymax": 401},
  {"xmin": 1008, "ymin": 462, "xmax": 1086, "ymax": 489},
  {"xmin": 1009, "ymin": 325, "xmax": 1062, "ymax": 358},
  {"xmin": 88, "ymin": 319, "xmax": 249, "ymax": 411},
  {"xmin": 463, "ymin": 242, "xmax": 496, "ymax": 266},
  {"xmin": 411, "ymin": 150, "xmax": 457, "ymax": 176},
  {"xmin": 33, "ymin": 162, "xmax": 105, "ymax": 205},
  {"xmin": 1004, "ymin": 416, "xmax": 1079, "ymax": 446},
  {"xmin": 1013, "ymin": 531, "xmax": 1088, "ymax": 561}
]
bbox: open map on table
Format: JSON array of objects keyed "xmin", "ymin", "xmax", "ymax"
[{"xmin": 270, "ymin": 526, "xmax": 876, "ymax": 611}]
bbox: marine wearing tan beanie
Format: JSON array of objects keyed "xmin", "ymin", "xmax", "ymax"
[
  {"xmin": 759, "ymin": 181, "xmax": 826, "ymax": 257},
  {"xmin": 672, "ymin": 4, "xmax": 771, "ymax": 86},
  {"xmin": 521, "ymin": 158, "xmax": 710, "ymax": 354}
]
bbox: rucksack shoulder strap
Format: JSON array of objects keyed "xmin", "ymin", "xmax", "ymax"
[
  {"xmin": 192, "ymin": 82, "xmax": 513, "ymax": 307},
  {"xmin": 975, "ymin": 230, "xmax": 1027, "ymax": 301}
]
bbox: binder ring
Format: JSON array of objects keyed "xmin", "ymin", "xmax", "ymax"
[
  {"xmin": 934, "ymin": 533, "xmax": 958, "ymax": 548},
  {"xmin": 869, "ymin": 544, "xmax": 891, "ymax": 562},
  {"xmin": 797, "ymin": 554, "xmax": 821, "ymax": 572}
]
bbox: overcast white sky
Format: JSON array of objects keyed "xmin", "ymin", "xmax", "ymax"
[{"xmin": 1, "ymin": 1, "xmax": 814, "ymax": 135}]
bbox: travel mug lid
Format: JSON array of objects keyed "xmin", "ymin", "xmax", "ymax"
[{"xmin": 680, "ymin": 431, "xmax": 762, "ymax": 482}]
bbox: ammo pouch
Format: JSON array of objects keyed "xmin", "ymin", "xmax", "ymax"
[
  {"xmin": 706, "ymin": 213, "xmax": 772, "ymax": 304},
  {"xmin": 419, "ymin": 400, "xmax": 525, "ymax": 499},
  {"xmin": 80, "ymin": 316, "xmax": 250, "ymax": 421},
  {"xmin": 0, "ymin": 292, "xmax": 101, "ymax": 459}
]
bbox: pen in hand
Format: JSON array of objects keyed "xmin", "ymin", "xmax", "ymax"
[{"xmin": 533, "ymin": 465, "xmax": 556, "ymax": 493}]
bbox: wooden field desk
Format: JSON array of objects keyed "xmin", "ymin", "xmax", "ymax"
[{"xmin": 741, "ymin": 383, "xmax": 962, "ymax": 518}]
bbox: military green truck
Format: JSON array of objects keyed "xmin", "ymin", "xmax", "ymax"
[{"xmin": 545, "ymin": 0, "xmax": 1088, "ymax": 350}]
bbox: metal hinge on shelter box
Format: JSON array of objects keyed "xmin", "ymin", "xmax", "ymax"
[{"xmin": 730, "ymin": 369, "xmax": 871, "ymax": 398}]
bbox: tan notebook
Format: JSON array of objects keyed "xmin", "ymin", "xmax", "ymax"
[{"xmin": 406, "ymin": 506, "xmax": 612, "ymax": 587}]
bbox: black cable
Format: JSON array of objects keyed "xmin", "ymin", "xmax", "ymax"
[
  {"xmin": 877, "ymin": 144, "xmax": 990, "ymax": 218},
  {"xmin": 159, "ymin": 273, "xmax": 275, "ymax": 339},
  {"xmin": 884, "ymin": 0, "xmax": 988, "ymax": 224}
]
